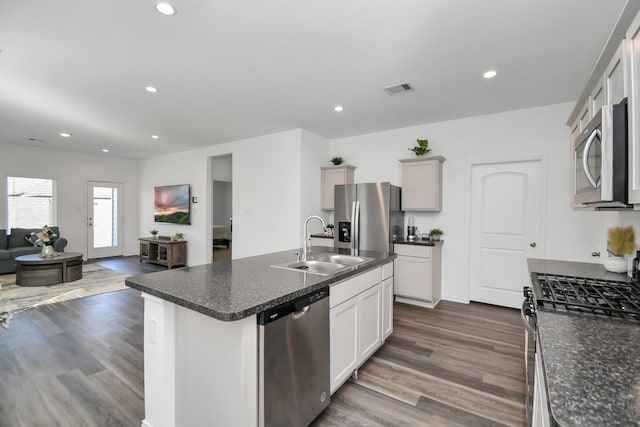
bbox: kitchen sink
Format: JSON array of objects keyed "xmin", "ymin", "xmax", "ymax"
[
  {"xmin": 271, "ymin": 254, "xmax": 373, "ymax": 276},
  {"xmin": 311, "ymin": 253, "xmax": 374, "ymax": 266}
]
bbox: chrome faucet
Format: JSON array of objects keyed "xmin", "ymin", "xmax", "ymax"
[{"xmin": 302, "ymin": 215, "xmax": 326, "ymax": 261}]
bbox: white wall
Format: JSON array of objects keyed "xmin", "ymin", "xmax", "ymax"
[
  {"xmin": 0, "ymin": 142, "xmax": 140, "ymax": 257},
  {"xmin": 140, "ymin": 130, "xmax": 306, "ymax": 265},
  {"xmin": 300, "ymin": 130, "xmax": 330, "ymax": 237},
  {"xmin": 330, "ymin": 102, "xmax": 640, "ymax": 303}
]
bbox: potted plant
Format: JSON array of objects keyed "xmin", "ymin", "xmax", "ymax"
[
  {"xmin": 429, "ymin": 228, "xmax": 443, "ymax": 241},
  {"xmin": 331, "ymin": 156, "xmax": 343, "ymax": 165},
  {"xmin": 605, "ymin": 226, "xmax": 636, "ymax": 273},
  {"xmin": 409, "ymin": 138, "xmax": 431, "ymax": 157},
  {"xmin": 150, "ymin": 229, "xmax": 159, "ymax": 239},
  {"xmin": 173, "ymin": 232, "xmax": 185, "ymax": 241}
]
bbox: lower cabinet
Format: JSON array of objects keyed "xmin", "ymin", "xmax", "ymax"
[
  {"xmin": 358, "ymin": 284, "xmax": 382, "ymax": 361},
  {"xmin": 329, "ymin": 264, "xmax": 392, "ymax": 394},
  {"xmin": 381, "ymin": 276, "xmax": 393, "ymax": 339},
  {"xmin": 394, "ymin": 243, "xmax": 442, "ymax": 308},
  {"xmin": 329, "ymin": 296, "xmax": 359, "ymax": 392}
]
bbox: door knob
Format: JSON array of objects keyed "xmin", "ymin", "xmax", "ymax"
[{"xmin": 529, "ymin": 242, "xmax": 537, "ymax": 248}]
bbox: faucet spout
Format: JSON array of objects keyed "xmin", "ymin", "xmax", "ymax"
[{"xmin": 302, "ymin": 215, "xmax": 326, "ymax": 261}]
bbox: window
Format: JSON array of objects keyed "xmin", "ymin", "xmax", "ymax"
[{"xmin": 7, "ymin": 177, "xmax": 57, "ymax": 229}]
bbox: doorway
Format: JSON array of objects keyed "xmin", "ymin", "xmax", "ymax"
[
  {"xmin": 210, "ymin": 155, "xmax": 233, "ymax": 262},
  {"xmin": 468, "ymin": 159, "xmax": 544, "ymax": 308},
  {"xmin": 87, "ymin": 181, "xmax": 123, "ymax": 259}
]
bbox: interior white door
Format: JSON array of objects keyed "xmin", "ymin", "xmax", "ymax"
[
  {"xmin": 87, "ymin": 181, "xmax": 123, "ymax": 259},
  {"xmin": 469, "ymin": 160, "xmax": 543, "ymax": 308}
]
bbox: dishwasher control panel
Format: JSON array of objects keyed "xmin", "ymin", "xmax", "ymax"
[{"xmin": 258, "ymin": 287, "xmax": 328, "ymax": 325}]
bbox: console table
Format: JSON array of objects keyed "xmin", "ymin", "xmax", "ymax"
[
  {"xmin": 139, "ymin": 238, "xmax": 187, "ymax": 269},
  {"xmin": 15, "ymin": 252, "xmax": 83, "ymax": 287}
]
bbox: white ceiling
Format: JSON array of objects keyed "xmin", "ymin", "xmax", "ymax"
[{"xmin": 0, "ymin": 0, "xmax": 628, "ymax": 159}]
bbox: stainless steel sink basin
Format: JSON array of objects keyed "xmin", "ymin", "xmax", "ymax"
[
  {"xmin": 272, "ymin": 260, "xmax": 348, "ymax": 276},
  {"xmin": 311, "ymin": 253, "xmax": 373, "ymax": 266},
  {"xmin": 271, "ymin": 253, "xmax": 374, "ymax": 276}
]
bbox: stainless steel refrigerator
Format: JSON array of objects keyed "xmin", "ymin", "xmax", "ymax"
[{"xmin": 334, "ymin": 182, "xmax": 404, "ymax": 253}]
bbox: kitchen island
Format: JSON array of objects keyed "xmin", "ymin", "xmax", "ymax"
[
  {"xmin": 125, "ymin": 247, "xmax": 395, "ymax": 427},
  {"xmin": 528, "ymin": 259, "xmax": 640, "ymax": 426}
]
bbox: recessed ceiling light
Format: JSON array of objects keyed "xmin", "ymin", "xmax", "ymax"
[
  {"xmin": 145, "ymin": 86, "xmax": 158, "ymax": 93},
  {"xmin": 59, "ymin": 132, "xmax": 71, "ymax": 138},
  {"xmin": 102, "ymin": 149, "xmax": 110, "ymax": 153},
  {"xmin": 155, "ymin": 2, "xmax": 177, "ymax": 16},
  {"xmin": 151, "ymin": 135, "xmax": 159, "ymax": 139},
  {"xmin": 334, "ymin": 106, "xmax": 344, "ymax": 112},
  {"xmin": 483, "ymin": 70, "xmax": 497, "ymax": 79}
]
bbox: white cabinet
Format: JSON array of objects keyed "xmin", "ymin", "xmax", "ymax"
[
  {"xmin": 399, "ymin": 156, "xmax": 445, "ymax": 211},
  {"xmin": 590, "ymin": 83, "xmax": 605, "ymax": 117},
  {"xmin": 606, "ymin": 42, "xmax": 626, "ymax": 105},
  {"xmin": 357, "ymin": 284, "xmax": 382, "ymax": 361},
  {"xmin": 394, "ymin": 243, "xmax": 442, "ymax": 309},
  {"xmin": 320, "ymin": 165, "xmax": 355, "ymax": 210},
  {"xmin": 381, "ymin": 262, "xmax": 394, "ymax": 340},
  {"xmin": 627, "ymin": 12, "xmax": 640, "ymax": 204},
  {"xmin": 329, "ymin": 294, "xmax": 359, "ymax": 392},
  {"xmin": 329, "ymin": 267, "xmax": 386, "ymax": 394}
]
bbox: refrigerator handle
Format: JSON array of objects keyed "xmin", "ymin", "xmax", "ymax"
[{"xmin": 353, "ymin": 201, "xmax": 360, "ymax": 252}]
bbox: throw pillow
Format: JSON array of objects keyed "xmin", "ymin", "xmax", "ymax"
[{"xmin": 25, "ymin": 225, "xmax": 58, "ymax": 246}]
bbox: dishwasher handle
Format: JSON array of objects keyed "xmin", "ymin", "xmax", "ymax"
[{"xmin": 293, "ymin": 305, "xmax": 310, "ymax": 319}]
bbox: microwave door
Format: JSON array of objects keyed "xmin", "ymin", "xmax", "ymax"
[{"xmin": 582, "ymin": 128, "xmax": 602, "ymax": 189}]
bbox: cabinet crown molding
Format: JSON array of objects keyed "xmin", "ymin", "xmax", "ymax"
[
  {"xmin": 320, "ymin": 164, "xmax": 357, "ymax": 170},
  {"xmin": 399, "ymin": 155, "xmax": 446, "ymax": 164}
]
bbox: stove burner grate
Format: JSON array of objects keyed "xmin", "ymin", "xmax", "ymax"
[{"xmin": 533, "ymin": 274, "xmax": 640, "ymax": 320}]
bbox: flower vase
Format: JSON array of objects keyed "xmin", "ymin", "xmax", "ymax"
[
  {"xmin": 41, "ymin": 245, "xmax": 54, "ymax": 258},
  {"xmin": 603, "ymin": 255, "xmax": 627, "ymax": 273}
]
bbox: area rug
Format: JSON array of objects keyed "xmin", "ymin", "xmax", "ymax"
[{"xmin": 0, "ymin": 263, "xmax": 127, "ymax": 328}]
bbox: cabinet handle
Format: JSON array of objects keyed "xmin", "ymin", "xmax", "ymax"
[{"xmin": 529, "ymin": 242, "xmax": 537, "ymax": 248}]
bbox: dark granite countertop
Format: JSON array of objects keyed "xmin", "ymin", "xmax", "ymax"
[
  {"xmin": 528, "ymin": 258, "xmax": 640, "ymax": 426},
  {"xmin": 125, "ymin": 247, "xmax": 395, "ymax": 322}
]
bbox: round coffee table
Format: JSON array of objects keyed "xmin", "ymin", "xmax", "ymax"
[{"xmin": 15, "ymin": 252, "xmax": 83, "ymax": 287}]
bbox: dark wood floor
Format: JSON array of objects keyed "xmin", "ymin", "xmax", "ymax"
[{"xmin": 0, "ymin": 257, "xmax": 525, "ymax": 426}]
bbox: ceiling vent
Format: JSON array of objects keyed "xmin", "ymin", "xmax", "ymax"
[{"xmin": 383, "ymin": 82, "xmax": 414, "ymax": 95}]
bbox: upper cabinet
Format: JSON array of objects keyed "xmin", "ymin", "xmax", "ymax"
[
  {"xmin": 400, "ymin": 156, "xmax": 446, "ymax": 211},
  {"xmin": 321, "ymin": 165, "xmax": 355, "ymax": 210},
  {"xmin": 627, "ymin": 12, "xmax": 640, "ymax": 203},
  {"xmin": 567, "ymin": 3, "xmax": 640, "ymax": 207}
]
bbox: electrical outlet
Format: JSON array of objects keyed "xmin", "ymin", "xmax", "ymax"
[{"xmin": 148, "ymin": 317, "xmax": 157, "ymax": 344}]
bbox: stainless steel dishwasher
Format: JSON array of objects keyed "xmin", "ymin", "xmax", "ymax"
[{"xmin": 258, "ymin": 287, "xmax": 330, "ymax": 427}]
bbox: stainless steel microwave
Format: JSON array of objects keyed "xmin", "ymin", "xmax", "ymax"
[{"xmin": 574, "ymin": 100, "xmax": 628, "ymax": 207}]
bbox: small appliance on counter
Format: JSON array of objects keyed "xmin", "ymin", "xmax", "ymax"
[{"xmin": 407, "ymin": 216, "xmax": 417, "ymax": 242}]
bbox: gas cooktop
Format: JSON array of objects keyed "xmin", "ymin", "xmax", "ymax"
[{"xmin": 532, "ymin": 273, "xmax": 640, "ymax": 320}]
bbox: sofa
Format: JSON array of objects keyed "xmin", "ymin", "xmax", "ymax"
[{"xmin": 0, "ymin": 227, "xmax": 68, "ymax": 274}]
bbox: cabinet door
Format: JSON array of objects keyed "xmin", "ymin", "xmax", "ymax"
[
  {"xmin": 401, "ymin": 158, "xmax": 443, "ymax": 211},
  {"xmin": 158, "ymin": 245, "xmax": 168, "ymax": 262},
  {"xmin": 590, "ymin": 83, "xmax": 605, "ymax": 117},
  {"xmin": 394, "ymin": 255, "xmax": 431, "ymax": 300},
  {"xmin": 381, "ymin": 277, "xmax": 393, "ymax": 340},
  {"xmin": 140, "ymin": 242, "xmax": 150, "ymax": 258},
  {"xmin": 330, "ymin": 296, "xmax": 359, "ymax": 393},
  {"xmin": 627, "ymin": 13, "xmax": 640, "ymax": 203},
  {"xmin": 358, "ymin": 284, "xmax": 382, "ymax": 361},
  {"xmin": 606, "ymin": 42, "xmax": 626, "ymax": 105}
]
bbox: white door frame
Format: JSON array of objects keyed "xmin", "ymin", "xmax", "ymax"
[
  {"xmin": 465, "ymin": 155, "xmax": 547, "ymax": 305},
  {"xmin": 87, "ymin": 181, "xmax": 124, "ymax": 259}
]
